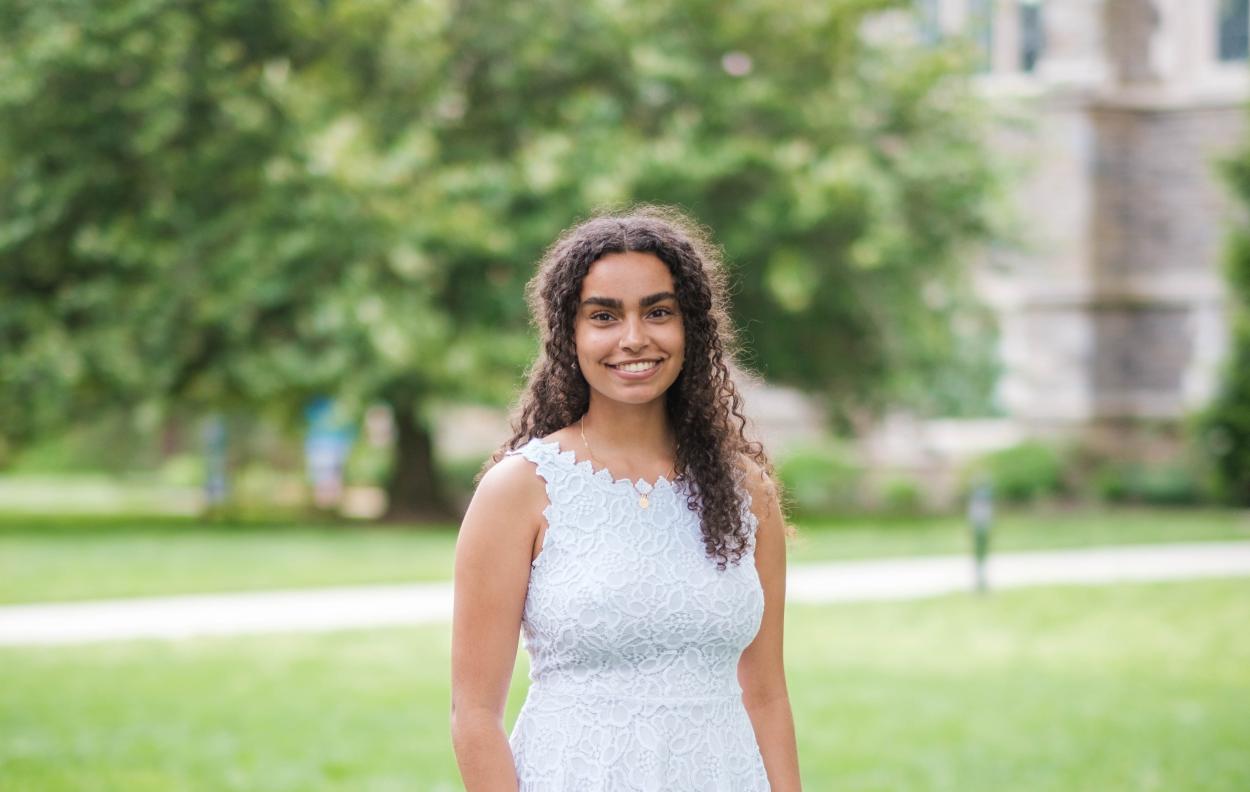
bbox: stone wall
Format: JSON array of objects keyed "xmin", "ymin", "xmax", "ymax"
[
  {"xmin": 1084, "ymin": 100, "xmax": 1241, "ymax": 418},
  {"xmin": 1091, "ymin": 103, "xmax": 1243, "ymax": 283}
]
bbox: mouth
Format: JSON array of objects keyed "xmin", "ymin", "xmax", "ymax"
[{"xmin": 606, "ymin": 359, "xmax": 662, "ymax": 373}]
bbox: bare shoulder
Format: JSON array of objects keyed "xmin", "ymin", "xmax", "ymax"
[
  {"xmin": 473, "ymin": 450, "xmax": 547, "ymax": 506},
  {"xmin": 460, "ymin": 450, "xmax": 548, "ymax": 542}
]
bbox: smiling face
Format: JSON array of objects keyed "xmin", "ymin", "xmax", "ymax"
[{"xmin": 573, "ymin": 251, "xmax": 685, "ymax": 407}]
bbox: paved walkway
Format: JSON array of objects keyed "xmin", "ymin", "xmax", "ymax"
[{"xmin": 3, "ymin": 541, "xmax": 1249, "ymax": 646}]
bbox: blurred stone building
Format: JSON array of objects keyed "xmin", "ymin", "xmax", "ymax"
[
  {"xmin": 849, "ymin": 0, "xmax": 1250, "ymax": 502},
  {"xmin": 967, "ymin": 0, "xmax": 1246, "ymax": 441}
]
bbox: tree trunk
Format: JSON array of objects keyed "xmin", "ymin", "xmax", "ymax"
[{"xmin": 383, "ymin": 401, "xmax": 456, "ymax": 523}]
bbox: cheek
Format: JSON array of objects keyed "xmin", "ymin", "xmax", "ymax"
[
  {"xmin": 670, "ymin": 323, "xmax": 686, "ymax": 358},
  {"xmin": 573, "ymin": 325, "xmax": 605, "ymax": 361}
]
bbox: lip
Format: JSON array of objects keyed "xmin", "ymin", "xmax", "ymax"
[
  {"xmin": 607, "ymin": 358, "xmax": 661, "ymax": 368},
  {"xmin": 605, "ymin": 358, "xmax": 663, "ymax": 381}
]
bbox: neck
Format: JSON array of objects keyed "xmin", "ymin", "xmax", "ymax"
[{"xmin": 581, "ymin": 395, "xmax": 674, "ymax": 462}]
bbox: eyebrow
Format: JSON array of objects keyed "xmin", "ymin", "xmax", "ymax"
[{"xmin": 581, "ymin": 291, "xmax": 678, "ymax": 310}]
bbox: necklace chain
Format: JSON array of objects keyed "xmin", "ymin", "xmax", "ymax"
[{"xmin": 579, "ymin": 416, "xmax": 675, "ymax": 509}]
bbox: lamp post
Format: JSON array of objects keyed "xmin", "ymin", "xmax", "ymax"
[
  {"xmin": 968, "ymin": 481, "xmax": 993, "ymax": 594},
  {"xmin": 202, "ymin": 414, "xmax": 228, "ymax": 512}
]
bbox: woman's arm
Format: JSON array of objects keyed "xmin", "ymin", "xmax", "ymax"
[
  {"xmin": 450, "ymin": 455, "xmax": 546, "ymax": 791},
  {"xmin": 738, "ymin": 464, "xmax": 803, "ymax": 791}
]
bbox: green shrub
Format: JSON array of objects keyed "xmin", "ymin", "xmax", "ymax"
[
  {"xmin": 1090, "ymin": 462, "xmax": 1130, "ymax": 503},
  {"xmin": 234, "ymin": 464, "xmax": 305, "ymax": 508},
  {"xmin": 880, "ymin": 475, "xmax": 923, "ymax": 513},
  {"xmin": 1092, "ymin": 460, "xmax": 1207, "ymax": 506},
  {"xmin": 970, "ymin": 441, "xmax": 1063, "ymax": 504},
  {"xmin": 1137, "ymin": 463, "xmax": 1205, "ymax": 505},
  {"xmin": 158, "ymin": 453, "xmax": 205, "ymax": 488},
  {"xmin": 1199, "ymin": 360, "xmax": 1250, "ymax": 504},
  {"xmin": 775, "ymin": 445, "xmax": 862, "ymax": 515},
  {"xmin": 11, "ymin": 416, "xmax": 163, "ymax": 474}
]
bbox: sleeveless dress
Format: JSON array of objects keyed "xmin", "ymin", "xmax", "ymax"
[{"xmin": 504, "ymin": 437, "xmax": 771, "ymax": 791}]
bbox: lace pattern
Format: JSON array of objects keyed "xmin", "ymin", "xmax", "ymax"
[{"xmin": 504, "ymin": 437, "xmax": 770, "ymax": 791}]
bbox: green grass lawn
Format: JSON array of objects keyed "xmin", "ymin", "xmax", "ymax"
[
  {"xmin": 790, "ymin": 508, "xmax": 1250, "ymax": 562},
  {"xmin": 1, "ymin": 509, "xmax": 1248, "ymax": 604},
  {"xmin": 0, "ymin": 515, "xmax": 459, "ymax": 605},
  {"xmin": 2, "ymin": 578, "xmax": 1247, "ymax": 791}
]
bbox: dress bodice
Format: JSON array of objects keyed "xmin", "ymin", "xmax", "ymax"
[{"xmin": 504, "ymin": 437, "xmax": 771, "ymax": 791}]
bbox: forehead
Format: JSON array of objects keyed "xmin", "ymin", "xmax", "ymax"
[{"xmin": 580, "ymin": 251, "xmax": 675, "ymax": 300}]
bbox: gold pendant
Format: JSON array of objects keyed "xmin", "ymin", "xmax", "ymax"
[{"xmin": 638, "ymin": 493, "xmax": 650, "ymax": 509}]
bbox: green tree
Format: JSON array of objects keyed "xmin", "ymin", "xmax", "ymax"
[
  {"xmin": 0, "ymin": 0, "xmax": 487, "ymax": 518},
  {"xmin": 1201, "ymin": 134, "xmax": 1250, "ymax": 505},
  {"xmin": 315, "ymin": 0, "xmax": 1001, "ymax": 419},
  {"xmin": 0, "ymin": 0, "xmax": 1000, "ymax": 519}
]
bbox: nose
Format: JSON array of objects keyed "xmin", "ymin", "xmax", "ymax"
[{"xmin": 619, "ymin": 314, "xmax": 647, "ymax": 352}]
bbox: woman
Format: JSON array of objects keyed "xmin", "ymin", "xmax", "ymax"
[{"xmin": 450, "ymin": 206, "xmax": 801, "ymax": 791}]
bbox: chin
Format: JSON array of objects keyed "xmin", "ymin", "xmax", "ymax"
[{"xmin": 592, "ymin": 378, "xmax": 678, "ymax": 406}]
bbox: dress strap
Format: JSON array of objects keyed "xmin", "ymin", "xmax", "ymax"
[
  {"xmin": 504, "ymin": 439, "xmax": 567, "ymax": 570},
  {"xmin": 505, "ymin": 437, "xmax": 565, "ymax": 482}
]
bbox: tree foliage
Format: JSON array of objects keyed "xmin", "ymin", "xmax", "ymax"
[
  {"xmin": 0, "ymin": 0, "xmax": 1001, "ymax": 516},
  {"xmin": 1201, "ymin": 140, "xmax": 1250, "ymax": 505}
]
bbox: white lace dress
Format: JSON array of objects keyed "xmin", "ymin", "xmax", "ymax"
[{"xmin": 504, "ymin": 437, "xmax": 771, "ymax": 791}]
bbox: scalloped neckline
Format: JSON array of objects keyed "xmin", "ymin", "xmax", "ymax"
[{"xmin": 529, "ymin": 436, "xmax": 681, "ymax": 494}]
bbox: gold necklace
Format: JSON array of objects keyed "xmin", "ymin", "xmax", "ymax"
[{"xmin": 579, "ymin": 417, "xmax": 674, "ymax": 509}]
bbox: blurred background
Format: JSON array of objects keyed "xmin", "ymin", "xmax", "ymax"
[{"xmin": 2, "ymin": 0, "xmax": 1249, "ymax": 790}]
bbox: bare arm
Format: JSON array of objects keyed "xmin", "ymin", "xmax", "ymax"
[
  {"xmin": 738, "ymin": 465, "xmax": 802, "ymax": 791},
  {"xmin": 450, "ymin": 454, "xmax": 546, "ymax": 791}
]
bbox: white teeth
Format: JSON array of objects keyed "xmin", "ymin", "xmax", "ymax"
[{"xmin": 616, "ymin": 361, "xmax": 658, "ymax": 373}]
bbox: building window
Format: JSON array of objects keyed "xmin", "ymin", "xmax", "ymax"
[
  {"xmin": 1019, "ymin": 0, "xmax": 1045, "ymax": 72},
  {"xmin": 1219, "ymin": 0, "xmax": 1250, "ymax": 61}
]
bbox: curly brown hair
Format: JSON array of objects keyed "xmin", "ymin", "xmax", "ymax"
[{"xmin": 490, "ymin": 205, "xmax": 775, "ymax": 569}]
